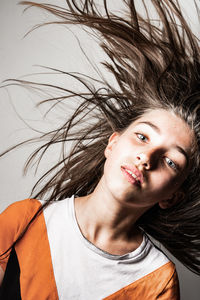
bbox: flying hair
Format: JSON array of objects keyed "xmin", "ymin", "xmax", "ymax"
[{"xmin": 1, "ymin": 0, "xmax": 200, "ymax": 275}]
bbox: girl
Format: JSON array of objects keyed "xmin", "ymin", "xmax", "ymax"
[{"xmin": 0, "ymin": 0, "xmax": 200, "ymax": 299}]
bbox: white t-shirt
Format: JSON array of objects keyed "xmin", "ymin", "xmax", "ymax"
[{"xmin": 42, "ymin": 195, "xmax": 170, "ymax": 300}]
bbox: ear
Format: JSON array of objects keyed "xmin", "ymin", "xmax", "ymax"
[
  {"xmin": 104, "ymin": 132, "xmax": 120, "ymax": 158},
  {"xmin": 158, "ymin": 191, "xmax": 185, "ymax": 209}
]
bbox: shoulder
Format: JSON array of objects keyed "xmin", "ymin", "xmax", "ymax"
[
  {"xmin": 40, "ymin": 196, "xmax": 74, "ymax": 222},
  {"xmin": 1, "ymin": 198, "xmax": 41, "ymax": 213},
  {"xmin": 141, "ymin": 236, "xmax": 180, "ymax": 299},
  {"xmin": 140, "ymin": 261, "xmax": 180, "ymax": 299},
  {"xmin": 0, "ymin": 199, "xmax": 42, "ymax": 229},
  {"xmin": 144, "ymin": 261, "xmax": 180, "ymax": 299},
  {"xmin": 106, "ymin": 262, "xmax": 179, "ymax": 300},
  {"xmin": 0, "ymin": 195, "xmax": 74, "ymax": 231}
]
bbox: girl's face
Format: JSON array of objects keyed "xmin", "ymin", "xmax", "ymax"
[{"xmin": 103, "ymin": 109, "xmax": 194, "ymax": 209}]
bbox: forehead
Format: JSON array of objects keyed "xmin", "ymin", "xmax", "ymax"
[{"xmin": 127, "ymin": 109, "xmax": 194, "ymax": 150}]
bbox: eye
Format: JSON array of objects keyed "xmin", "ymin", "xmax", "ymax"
[
  {"xmin": 137, "ymin": 133, "xmax": 148, "ymax": 142},
  {"xmin": 165, "ymin": 157, "xmax": 177, "ymax": 170}
]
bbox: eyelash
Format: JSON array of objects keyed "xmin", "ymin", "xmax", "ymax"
[
  {"xmin": 164, "ymin": 157, "xmax": 178, "ymax": 170},
  {"xmin": 136, "ymin": 133, "xmax": 179, "ymax": 171},
  {"xmin": 137, "ymin": 133, "xmax": 148, "ymax": 142}
]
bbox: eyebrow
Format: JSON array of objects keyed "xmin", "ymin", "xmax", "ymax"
[
  {"xmin": 137, "ymin": 121, "xmax": 189, "ymax": 165},
  {"xmin": 137, "ymin": 121, "xmax": 160, "ymax": 133},
  {"xmin": 175, "ymin": 146, "xmax": 189, "ymax": 166}
]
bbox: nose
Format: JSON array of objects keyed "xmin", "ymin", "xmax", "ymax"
[
  {"xmin": 136, "ymin": 152, "xmax": 151, "ymax": 169},
  {"xmin": 136, "ymin": 146, "xmax": 164, "ymax": 170}
]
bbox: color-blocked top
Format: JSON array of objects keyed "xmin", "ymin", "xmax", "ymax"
[{"xmin": 0, "ymin": 197, "xmax": 180, "ymax": 299}]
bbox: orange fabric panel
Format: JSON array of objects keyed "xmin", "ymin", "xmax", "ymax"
[
  {"xmin": 0, "ymin": 199, "xmax": 59, "ymax": 300},
  {"xmin": 104, "ymin": 262, "xmax": 180, "ymax": 300},
  {"xmin": 0, "ymin": 199, "xmax": 37, "ymax": 271}
]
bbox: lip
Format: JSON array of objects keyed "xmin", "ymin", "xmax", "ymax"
[{"xmin": 121, "ymin": 165, "xmax": 144, "ymax": 185}]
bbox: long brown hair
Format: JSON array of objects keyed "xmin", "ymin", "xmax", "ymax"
[{"xmin": 1, "ymin": 0, "xmax": 200, "ymax": 275}]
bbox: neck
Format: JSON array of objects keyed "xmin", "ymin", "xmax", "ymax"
[{"xmin": 74, "ymin": 177, "xmax": 147, "ymax": 255}]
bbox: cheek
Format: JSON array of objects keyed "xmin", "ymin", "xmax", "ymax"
[
  {"xmin": 150, "ymin": 170, "xmax": 176, "ymax": 192},
  {"xmin": 103, "ymin": 141, "xmax": 126, "ymax": 181},
  {"xmin": 103, "ymin": 149, "xmax": 119, "ymax": 179}
]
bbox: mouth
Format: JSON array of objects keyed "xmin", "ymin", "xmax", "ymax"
[{"xmin": 121, "ymin": 165, "xmax": 144, "ymax": 186}]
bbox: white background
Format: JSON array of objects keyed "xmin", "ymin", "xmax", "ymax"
[{"xmin": 0, "ymin": 0, "xmax": 199, "ymax": 298}]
